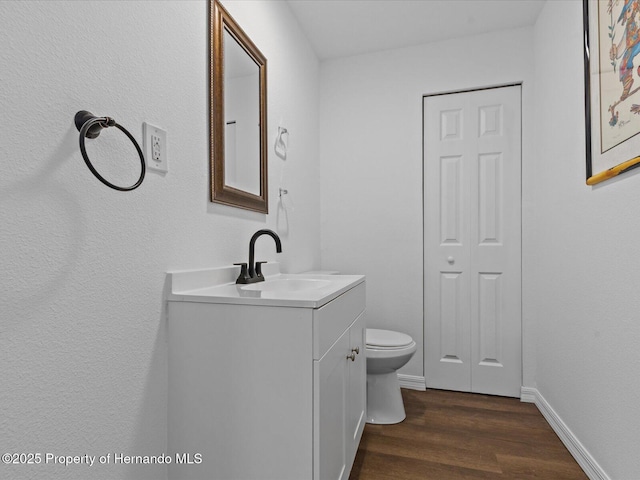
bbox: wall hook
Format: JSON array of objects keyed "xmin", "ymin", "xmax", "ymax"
[{"xmin": 74, "ymin": 110, "xmax": 145, "ymax": 192}]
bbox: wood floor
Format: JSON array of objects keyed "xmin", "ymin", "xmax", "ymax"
[{"xmin": 349, "ymin": 389, "xmax": 589, "ymax": 480}]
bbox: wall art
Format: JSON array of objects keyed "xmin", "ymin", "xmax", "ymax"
[{"xmin": 584, "ymin": 0, "xmax": 640, "ymax": 184}]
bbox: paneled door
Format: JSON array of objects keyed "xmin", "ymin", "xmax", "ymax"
[{"xmin": 423, "ymin": 85, "xmax": 521, "ymax": 397}]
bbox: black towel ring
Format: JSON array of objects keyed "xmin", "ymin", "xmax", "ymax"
[{"xmin": 74, "ymin": 110, "xmax": 145, "ymax": 191}]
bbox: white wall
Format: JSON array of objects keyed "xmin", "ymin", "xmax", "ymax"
[
  {"xmin": 0, "ymin": 1, "xmax": 320, "ymax": 479},
  {"xmin": 533, "ymin": 1, "xmax": 640, "ymax": 478},
  {"xmin": 319, "ymin": 27, "xmax": 536, "ymax": 383}
]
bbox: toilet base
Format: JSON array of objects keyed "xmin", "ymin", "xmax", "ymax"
[{"xmin": 366, "ymin": 371, "xmax": 406, "ymax": 424}]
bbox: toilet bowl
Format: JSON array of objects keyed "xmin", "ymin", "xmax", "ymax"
[{"xmin": 365, "ymin": 328, "xmax": 417, "ymax": 425}]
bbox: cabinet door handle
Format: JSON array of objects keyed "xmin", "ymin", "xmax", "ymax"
[
  {"xmin": 346, "ymin": 352, "xmax": 356, "ymax": 362},
  {"xmin": 351, "ymin": 347, "xmax": 360, "ymax": 355}
]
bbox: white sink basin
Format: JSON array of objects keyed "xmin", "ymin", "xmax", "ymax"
[
  {"xmin": 241, "ymin": 278, "xmax": 331, "ymax": 293},
  {"xmin": 167, "ymin": 264, "xmax": 365, "ymax": 308}
]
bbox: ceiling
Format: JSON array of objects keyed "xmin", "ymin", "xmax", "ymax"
[{"xmin": 286, "ymin": 0, "xmax": 546, "ymax": 60}]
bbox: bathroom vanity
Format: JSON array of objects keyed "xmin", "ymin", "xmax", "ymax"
[{"xmin": 167, "ymin": 265, "xmax": 366, "ymax": 480}]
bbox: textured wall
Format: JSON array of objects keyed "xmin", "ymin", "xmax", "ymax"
[
  {"xmin": 533, "ymin": 1, "xmax": 640, "ymax": 477},
  {"xmin": 319, "ymin": 27, "xmax": 536, "ymax": 383},
  {"xmin": 0, "ymin": 1, "xmax": 320, "ymax": 479}
]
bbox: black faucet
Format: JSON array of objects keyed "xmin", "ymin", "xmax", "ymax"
[{"xmin": 235, "ymin": 229, "xmax": 282, "ymax": 284}]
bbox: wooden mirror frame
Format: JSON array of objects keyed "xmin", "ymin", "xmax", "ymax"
[{"xmin": 210, "ymin": 0, "xmax": 268, "ymax": 213}]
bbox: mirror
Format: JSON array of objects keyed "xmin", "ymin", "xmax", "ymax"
[{"xmin": 210, "ymin": 0, "xmax": 268, "ymax": 213}]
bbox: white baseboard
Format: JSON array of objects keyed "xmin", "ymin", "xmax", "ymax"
[
  {"xmin": 520, "ymin": 387, "xmax": 609, "ymax": 480},
  {"xmin": 398, "ymin": 374, "xmax": 426, "ymax": 391},
  {"xmin": 520, "ymin": 386, "xmax": 537, "ymax": 403}
]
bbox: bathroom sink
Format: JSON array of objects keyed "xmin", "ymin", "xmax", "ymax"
[
  {"xmin": 167, "ymin": 264, "xmax": 365, "ymax": 308},
  {"xmin": 241, "ymin": 278, "xmax": 331, "ymax": 293}
]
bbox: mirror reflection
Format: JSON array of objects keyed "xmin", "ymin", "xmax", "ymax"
[{"xmin": 224, "ymin": 28, "xmax": 261, "ymax": 196}]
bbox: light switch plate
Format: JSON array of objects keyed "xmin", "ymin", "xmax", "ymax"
[{"xmin": 143, "ymin": 122, "xmax": 168, "ymax": 173}]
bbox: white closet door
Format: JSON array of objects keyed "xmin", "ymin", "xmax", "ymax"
[{"xmin": 424, "ymin": 85, "xmax": 521, "ymax": 397}]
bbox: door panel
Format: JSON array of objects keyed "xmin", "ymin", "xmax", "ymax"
[
  {"xmin": 477, "ymin": 272, "xmax": 503, "ymax": 366},
  {"xmin": 440, "ymin": 155, "xmax": 464, "ymax": 244},
  {"xmin": 424, "ymin": 85, "xmax": 521, "ymax": 397},
  {"xmin": 425, "ymin": 93, "xmax": 472, "ymax": 392},
  {"xmin": 440, "ymin": 108, "xmax": 463, "ymax": 140},
  {"xmin": 439, "ymin": 272, "xmax": 465, "ymax": 364},
  {"xmin": 478, "ymin": 152, "xmax": 503, "ymax": 245}
]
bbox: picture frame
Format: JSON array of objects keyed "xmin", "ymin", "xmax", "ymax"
[{"xmin": 584, "ymin": 0, "xmax": 640, "ymax": 185}]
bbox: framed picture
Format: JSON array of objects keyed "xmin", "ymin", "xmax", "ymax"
[{"xmin": 584, "ymin": 0, "xmax": 640, "ymax": 185}]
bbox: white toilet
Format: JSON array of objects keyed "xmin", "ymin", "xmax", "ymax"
[{"xmin": 365, "ymin": 328, "xmax": 417, "ymax": 424}]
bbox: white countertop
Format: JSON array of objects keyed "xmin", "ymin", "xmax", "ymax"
[{"xmin": 167, "ymin": 265, "xmax": 365, "ymax": 308}]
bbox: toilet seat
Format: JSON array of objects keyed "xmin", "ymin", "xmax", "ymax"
[{"xmin": 366, "ymin": 328, "xmax": 413, "ymax": 350}]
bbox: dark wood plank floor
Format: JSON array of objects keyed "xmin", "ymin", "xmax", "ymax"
[{"xmin": 349, "ymin": 389, "xmax": 589, "ymax": 480}]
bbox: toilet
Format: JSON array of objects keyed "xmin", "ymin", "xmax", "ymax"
[{"xmin": 365, "ymin": 328, "xmax": 417, "ymax": 424}]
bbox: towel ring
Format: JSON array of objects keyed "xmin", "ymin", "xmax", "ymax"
[
  {"xmin": 74, "ymin": 110, "xmax": 145, "ymax": 191},
  {"xmin": 274, "ymin": 126, "xmax": 288, "ymax": 160}
]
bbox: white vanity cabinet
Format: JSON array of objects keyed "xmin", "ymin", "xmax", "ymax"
[{"xmin": 167, "ymin": 271, "xmax": 366, "ymax": 480}]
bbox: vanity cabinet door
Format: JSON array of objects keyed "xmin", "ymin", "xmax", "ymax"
[
  {"xmin": 314, "ymin": 329, "xmax": 349, "ymax": 480},
  {"xmin": 346, "ymin": 312, "xmax": 366, "ymax": 468},
  {"xmin": 314, "ymin": 312, "xmax": 366, "ymax": 480}
]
